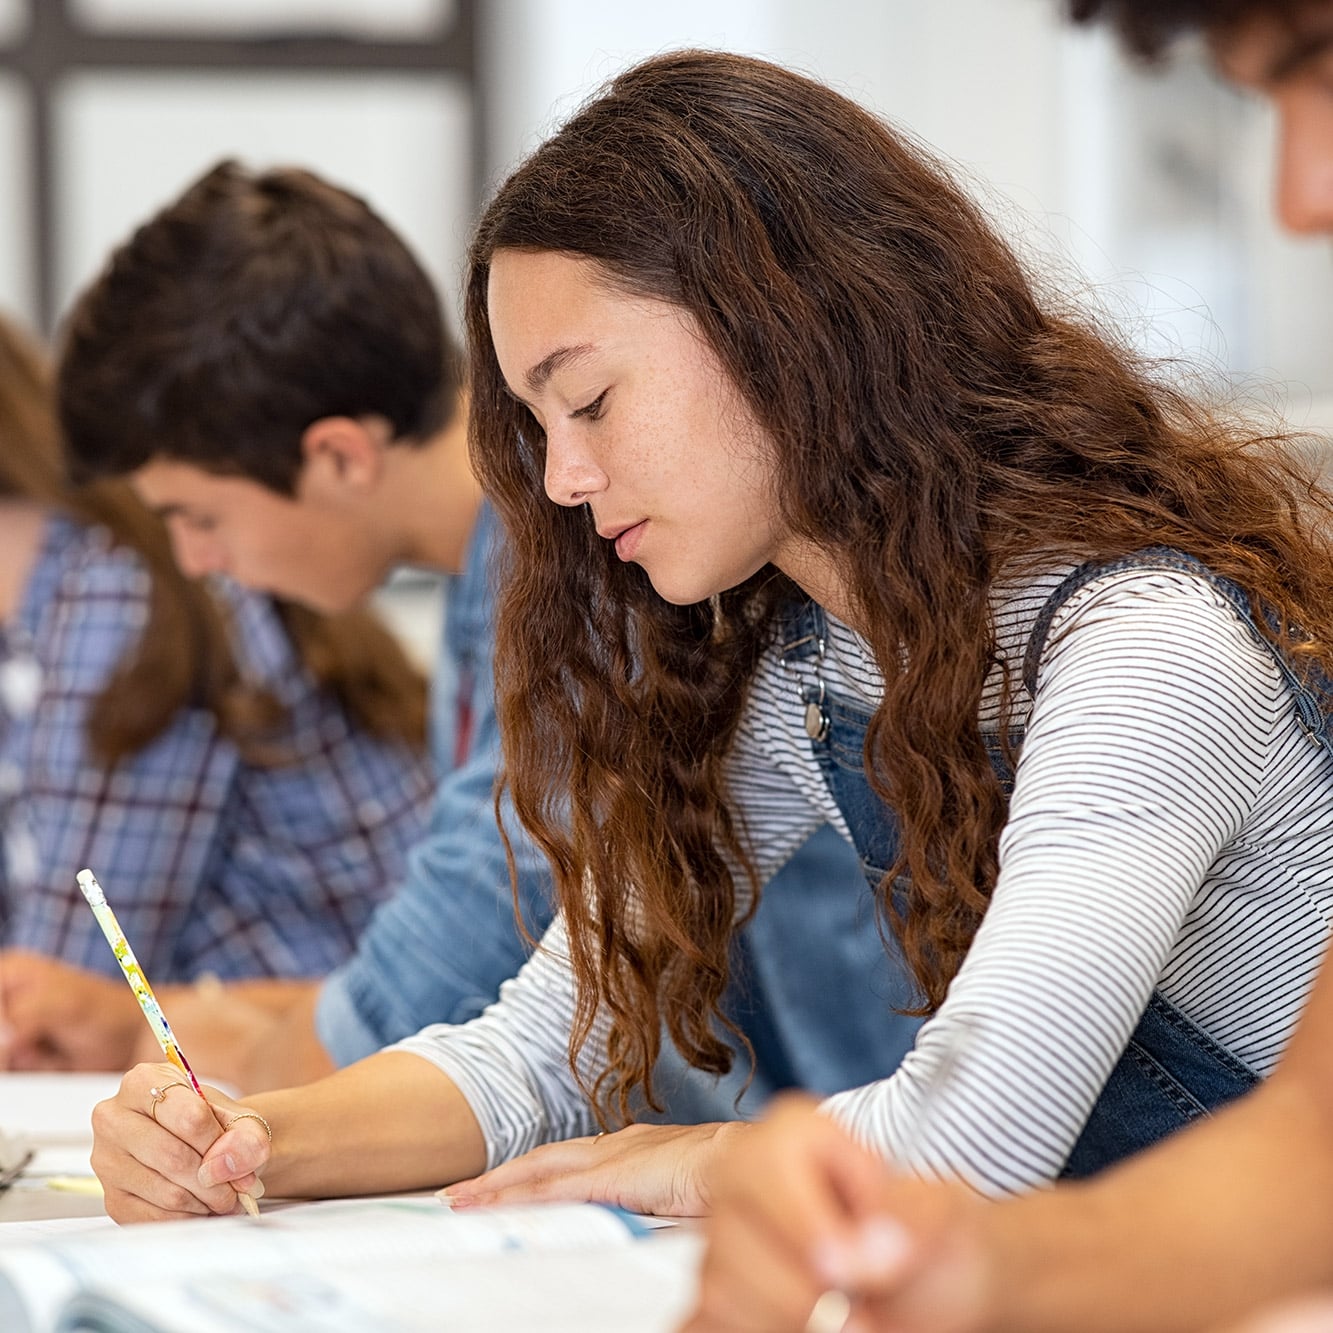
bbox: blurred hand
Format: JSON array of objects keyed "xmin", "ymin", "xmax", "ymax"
[
  {"xmin": 446, "ymin": 1121, "xmax": 748, "ymax": 1217},
  {"xmin": 681, "ymin": 1096, "xmax": 992, "ymax": 1333},
  {"xmin": 124, "ymin": 983, "xmax": 279, "ymax": 1091},
  {"xmin": 90, "ymin": 1060, "xmax": 270, "ymax": 1223},
  {"xmin": 0, "ymin": 949, "xmax": 141, "ymax": 1070}
]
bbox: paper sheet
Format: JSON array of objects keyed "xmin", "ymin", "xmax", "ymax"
[{"xmin": 0, "ymin": 1215, "xmax": 114, "ymax": 1244}]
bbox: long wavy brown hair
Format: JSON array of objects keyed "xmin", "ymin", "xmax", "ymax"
[
  {"xmin": 465, "ymin": 50, "xmax": 1333, "ymax": 1124},
  {"xmin": 0, "ymin": 312, "xmax": 427, "ymax": 763}
]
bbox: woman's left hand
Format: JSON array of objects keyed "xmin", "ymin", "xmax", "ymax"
[{"xmin": 444, "ymin": 1120, "xmax": 750, "ymax": 1217}]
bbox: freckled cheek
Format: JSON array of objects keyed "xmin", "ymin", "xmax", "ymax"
[{"xmin": 608, "ymin": 415, "xmax": 668, "ymax": 491}]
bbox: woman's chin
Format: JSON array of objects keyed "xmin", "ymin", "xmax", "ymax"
[{"xmin": 645, "ymin": 562, "xmax": 763, "ymax": 608}]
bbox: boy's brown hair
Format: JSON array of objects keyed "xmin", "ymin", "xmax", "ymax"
[{"xmin": 59, "ymin": 159, "xmax": 459, "ymax": 493}]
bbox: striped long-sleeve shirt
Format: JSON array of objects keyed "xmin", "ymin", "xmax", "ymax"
[{"xmin": 396, "ymin": 564, "xmax": 1333, "ymax": 1195}]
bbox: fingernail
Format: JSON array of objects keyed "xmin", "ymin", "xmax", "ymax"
[
  {"xmin": 813, "ymin": 1219, "xmax": 911, "ymax": 1286},
  {"xmin": 249, "ymin": 1179, "xmax": 265, "ymax": 1200},
  {"xmin": 853, "ymin": 1218, "xmax": 912, "ymax": 1275},
  {"xmin": 198, "ymin": 1153, "xmax": 237, "ymax": 1187},
  {"xmin": 812, "ymin": 1239, "xmax": 854, "ymax": 1285}
]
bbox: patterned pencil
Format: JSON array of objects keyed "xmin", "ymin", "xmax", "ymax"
[{"xmin": 76, "ymin": 868, "xmax": 260, "ymax": 1218}]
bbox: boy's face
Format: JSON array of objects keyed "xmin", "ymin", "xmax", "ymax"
[
  {"xmin": 1212, "ymin": 4, "xmax": 1333, "ymax": 235},
  {"xmin": 133, "ymin": 458, "xmax": 395, "ymax": 613}
]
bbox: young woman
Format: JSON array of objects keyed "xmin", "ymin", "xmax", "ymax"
[
  {"xmin": 0, "ymin": 311, "xmax": 433, "ymax": 1048},
  {"xmin": 87, "ymin": 50, "xmax": 1333, "ymax": 1223}
]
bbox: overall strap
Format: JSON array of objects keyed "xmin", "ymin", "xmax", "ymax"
[{"xmin": 1021, "ymin": 546, "xmax": 1333, "ymax": 752}]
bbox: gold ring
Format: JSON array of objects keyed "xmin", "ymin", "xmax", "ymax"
[
  {"xmin": 147, "ymin": 1081, "xmax": 190, "ymax": 1122},
  {"xmin": 225, "ymin": 1111, "xmax": 273, "ymax": 1143}
]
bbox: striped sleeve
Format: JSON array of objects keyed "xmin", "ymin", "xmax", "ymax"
[
  {"xmin": 822, "ymin": 570, "xmax": 1288, "ymax": 1194},
  {"xmin": 392, "ymin": 569, "xmax": 1330, "ymax": 1193},
  {"xmin": 392, "ymin": 913, "xmax": 601, "ymax": 1167}
]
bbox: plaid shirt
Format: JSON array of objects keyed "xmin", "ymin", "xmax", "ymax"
[{"xmin": 0, "ymin": 513, "xmax": 433, "ymax": 982}]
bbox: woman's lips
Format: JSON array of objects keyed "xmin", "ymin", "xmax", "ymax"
[{"xmin": 614, "ymin": 519, "xmax": 647, "ymax": 561}]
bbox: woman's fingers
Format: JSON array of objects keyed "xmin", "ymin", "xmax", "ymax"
[
  {"xmin": 196, "ymin": 1102, "xmax": 273, "ymax": 1191},
  {"xmin": 448, "ymin": 1122, "xmax": 736, "ymax": 1216},
  {"xmin": 1213, "ymin": 1296, "xmax": 1333, "ymax": 1333},
  {"xmin": 90, "ymin": 1062, "xmax": 263, "ymax": 1222},
  {"xmin": 92, "ymin": 1134, "xmax": 219, "ymax": 1222},
  {"xmin": 196, "ymin": 1126, "xmax": 271, "ymax": 1189}
]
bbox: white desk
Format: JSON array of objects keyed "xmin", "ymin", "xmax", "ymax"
[{"xmin": 0, "ymin": 1073, "xmax": 117, "ymax": 1230}]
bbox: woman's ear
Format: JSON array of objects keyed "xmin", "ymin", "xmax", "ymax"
[{"xmin": 297, "ymin": 416, "xmax": 388, "ymax": 500}]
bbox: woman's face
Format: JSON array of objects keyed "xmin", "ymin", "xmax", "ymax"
[{"xmin": 486, "ymin": 248, "xmax": 787, "ymax": 607}]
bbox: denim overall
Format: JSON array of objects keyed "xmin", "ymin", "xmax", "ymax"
[{"xmin": 781, "ymin": 547, "xmax": 1333, "ymax": 1177}]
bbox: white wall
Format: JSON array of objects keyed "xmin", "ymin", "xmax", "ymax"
[
  {"xmin": 0, "ymin": 1, "xmax": 473, "ymax": 341},
  {"xmin": 71, "ymin": 0, "xmax": 452, "ymax": 38},
  {"xmin": 479, "ymin": 0, "xmax": 1333, "ymax": 426},
  {"xmin": 482, "ymin": 0, "xmax": 775, "ymax": 182},
  {"xmin": 481, "ymin": 0, "xmax": 1067, "ymax": 197},
  {"xmin": 53, "ymin": 71, "xmax": 472, "ymax": 332},
  {"xmin": 0, "ymin": 73, "xmax": 33, "ymax": 324},
  {"xmin": 3, "ymin": 0, "xmax": 1328, "ymax": 424},
  {"xmin": 0, "ymin": 0, "xmax": 24, "ymax": 44}
]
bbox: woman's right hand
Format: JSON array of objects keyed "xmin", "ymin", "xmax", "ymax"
[{"xmin": 91, "ymin": 1061, "xmax": 270, "ymax": 1222}]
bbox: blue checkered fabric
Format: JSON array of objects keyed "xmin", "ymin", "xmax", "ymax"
[{"xmin": 0, "ymin": 513, "xmax": 432, "ymax": 982}]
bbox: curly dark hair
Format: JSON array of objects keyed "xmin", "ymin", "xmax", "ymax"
[
  {"xmin": 1068, "ymin": 0, "xmax": 1307, "ymax": 59},
  {"xmin": 467, "ymin": 48, "xmax": 1333, "ymax": 1125}
]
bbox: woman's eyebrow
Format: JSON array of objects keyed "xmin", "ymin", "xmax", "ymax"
[{"xmin": 524, "ymin": 343, "xmax": 597, "ymax": 395}]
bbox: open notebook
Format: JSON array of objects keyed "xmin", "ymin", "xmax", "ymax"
[{"xmin": 0, "ymin": 1195, "xmax": 701, "ymax": 1333}]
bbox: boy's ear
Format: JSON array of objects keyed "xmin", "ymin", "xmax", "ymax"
[{"xmin": 297, "ymin": 416, "xmax": 387, "ymax": 499}]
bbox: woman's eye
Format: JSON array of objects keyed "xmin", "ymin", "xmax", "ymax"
[{"xmin": 570, "ymin": 390, "xmax": 608, "ymax": 422}]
